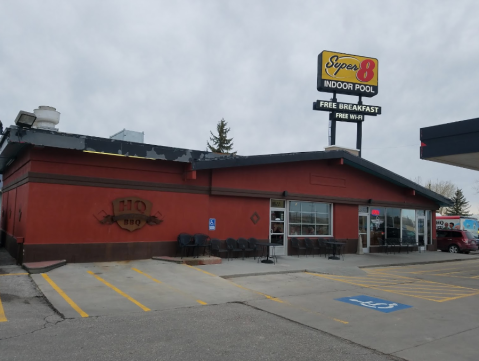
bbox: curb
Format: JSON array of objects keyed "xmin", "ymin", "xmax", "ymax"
[
  {"xmin": 358, "ymin": 257, "xmax": 479, "ymax": 269},
  {"xmin": 222, "ymin": 270, "xmax": 307, "ymax": 279},
  {"xmin": 22, "ymin": 260, "xmax": 67, "ymax": 274},
  {"xmin": 152, "ymin": 256, "xmax": 222, "ymax": 266}
]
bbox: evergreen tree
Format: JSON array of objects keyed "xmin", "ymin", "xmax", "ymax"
[
  {"xmin": 445, "ymin": 188, "xmax": 472, "ymax": 216},
  {"xmin": 207, "ymin": 118, "xmax": 235, "ymax": 154}
]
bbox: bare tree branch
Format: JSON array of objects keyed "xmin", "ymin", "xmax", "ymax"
[{"xmin": 414, "ymin": 178, "xmax": 456, "ymax": 215}]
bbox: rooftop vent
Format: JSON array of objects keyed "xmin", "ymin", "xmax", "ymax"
[
  {"xmin": 32, "ymin": 106, "xmax": 60, "ymax": 131},
  {"xmin": 324, "ymin": 145, "xmax": 359, "ymax": 157}
]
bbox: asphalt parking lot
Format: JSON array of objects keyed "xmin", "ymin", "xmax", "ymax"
[{"xmin": 1, "ymin": 254, "xmax": 479, "ymax": 361}]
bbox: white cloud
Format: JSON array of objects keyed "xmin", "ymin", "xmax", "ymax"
[{"xmin": 1, "ymin": 0, "xmax": 479, "ymax": 207}]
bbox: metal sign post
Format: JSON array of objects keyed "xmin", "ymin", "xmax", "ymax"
[{"xmin": 314, "ymin": 51, "xmax": 380, "ymax": 157}]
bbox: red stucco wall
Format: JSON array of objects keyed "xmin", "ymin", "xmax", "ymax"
[
  {"xmin": 1, "ymin": 147, "xmax": 439, "ymax": 254},
  {"xmin": 211, "ymin": 161, "xmax": 437, "ymax": 208}
]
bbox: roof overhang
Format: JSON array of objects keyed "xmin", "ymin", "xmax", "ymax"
[
  {"xmin": 193, "ymin": 149, "xmax": 452, "ymax": 207},
  {"xmin": 0, "ymin": 126, "xmax": 451, "ymax": 207},
  {"xmin": 0, "ymin": 126, "xmax": 223, "ymax": 174},
  {"xmin": 420, "ymin": 117, "xmax": 479, "ymax": 171}
]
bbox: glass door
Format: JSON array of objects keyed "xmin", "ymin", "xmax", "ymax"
[
  {"xmin": 270, "ymin": 199, "xmax": 286, "ymax": 256},
  {"xmin": 417, "ymin": 216, "xmax": 426, "ymax": 248},
  {"xmin": 359, "ymin": 212, "xmax": 369, "ymax": 253}
]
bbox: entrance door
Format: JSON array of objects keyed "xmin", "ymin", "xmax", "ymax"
[
  {"xmin": 417, "ymin": 216, "xmax": 426, "ymax": 248},
  {"xmin": 359, "ymin": 213, "xmax": 369, "ymax": 253},
  {"xmin": 270, "ymin": 199, "xmax": 286, "ymax": 256}
]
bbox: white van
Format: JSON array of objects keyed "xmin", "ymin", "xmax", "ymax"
[{"xmin": 436, "ymin": 216, "xmax": 479, "ymax": 236}]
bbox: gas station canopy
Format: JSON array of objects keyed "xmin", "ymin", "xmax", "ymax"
[{"xmin": 420, "ymin": 117, "xmax": 479, "ymax": 171}]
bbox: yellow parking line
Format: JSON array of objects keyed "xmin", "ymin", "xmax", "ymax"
[
  {"xmin": 186, "ymin": 265, "xmax": 348, "ymax": 324},
  {"xmin": 437, "ymin": 292, "xmax": 479, "ymax": 302},
  {"xmin": 372, "ymin": 271, "xmax": 479, "ymax": 290},
  {"xmin": 184, "ymin": 264, "xmax": 218, "ymax": 277},
  {"xmin": 0, "ymin": 296, "xmax": 7, "ymax": 322},
  {"xmin": 0, "ymin": 273, "xmax": 29, "ymax": 276},
  {"xmin": 229, "ymin": 278, "xmax": 348, "ymax": 324},
  {"xmin": 131, "ymin": 268, "xmax": 207, "ymax": 305},
  {"xmin": 87, "ymin": 271, "xmax": 150, "ymax": 312},
  {"xmin": 41, "ymin": 274, "xmax": 88, "ymax": 318},
  {"xmin": 306, "ymin": 271, "xmax": 479, "ymax": 303}
]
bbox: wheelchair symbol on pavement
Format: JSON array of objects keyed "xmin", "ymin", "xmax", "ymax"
[
  {"xmin": 335, "ymin": 295, "xmax": 412, "ymax": 313},
  {"xmin": 349, "ymin": 299, "xmax": 398, "ymax": 309}
]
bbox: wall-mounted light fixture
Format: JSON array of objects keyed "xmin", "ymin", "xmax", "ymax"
[
  {"xmin": 367, "ymin": 199, "xmax": 373, "ymax": 204},
  {"xmin": 14, "ymin": 111, "xmax": 37, "ymax": 128},
  {"xmin": 283, "ymin": 191, "xmax": 289, "ymax": 197}
]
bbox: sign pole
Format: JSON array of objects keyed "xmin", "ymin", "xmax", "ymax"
[
  {"xmin": 356, "ymin": 122, "xmax": 362, "ymax": 157},
  {"xmin": 357, "ymin": 95, "xmax": 363, "ymax": 157},
  {"xmin": 329, "ymin": 92, "xmax": 337, "ymax": 145},
  {"xmin": 314, "ymin": 51, "xmax": 379, "ymax": 158}
]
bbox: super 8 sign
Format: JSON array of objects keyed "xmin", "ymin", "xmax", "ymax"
[{"xmin": 317, "ymin": 51, "xmax": 379, "ymax": 97}]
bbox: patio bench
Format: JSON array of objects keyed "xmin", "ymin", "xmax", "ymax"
[{"xmin": 384, "ymin": 238, "xmax": 401, "ymax": 254}]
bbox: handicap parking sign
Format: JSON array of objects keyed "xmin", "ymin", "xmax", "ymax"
[
  {"xmin": 335, "ymin": 295, "xmax": 412, "ymax": 313},
  {"xmin": 209, "ymin": 218, "xmax": 216, "ymax": 231}
]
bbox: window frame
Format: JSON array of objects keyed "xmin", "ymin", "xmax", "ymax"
[{"xmin": 287, "ymin": 200, "xmax": 333, "ymax": 237}]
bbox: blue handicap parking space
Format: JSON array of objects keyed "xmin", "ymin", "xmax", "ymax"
[{"xmin": 335, "ymin": 295, "xmax": 412, "ymax": 313}]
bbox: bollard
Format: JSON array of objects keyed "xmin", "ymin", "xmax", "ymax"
[{"xmin": 357, "ymin": 235, "xmax": 364, "ymax": 255}]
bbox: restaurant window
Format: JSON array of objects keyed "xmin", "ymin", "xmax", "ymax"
[
  {"xmin": 370, "ymin": 207, "xmax": 385, "ymax": 245},
  {"xmin": 401, "ymin": 209, "xmax": 416, "ymax": 243},
  {"xmin": 288, "ymin": 201, "xmax": 332, "ymax": 236},
  {"xmin": 386, "ymin": 208, "xmax": 401, "ymax": 239}
]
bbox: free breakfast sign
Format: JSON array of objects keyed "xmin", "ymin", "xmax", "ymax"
[
  {"xmin": 317, "ymin": 51, "xmax": 379, "ymax": 98},
  {"xmin": 335, "ymin": 295, "xmax": 412, "ymax": 313}
]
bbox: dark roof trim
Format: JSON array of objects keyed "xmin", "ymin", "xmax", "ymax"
[
  {"xmin": 192, "ymin": 150, "xmax": 452, "ymax": 207},
  {"xmin": 0, "ymin": 126, "xmax": 451, "ymax": 207},
  {"xmin": 0, "ymin": 126, "xmax": 226, "ymax": 173}
]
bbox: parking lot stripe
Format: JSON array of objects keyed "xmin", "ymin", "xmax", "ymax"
[
  {"xmin": 87, "ymin": 271, "xmax": 151, "ymax": 311},
  {"xmin": 184, "ymin": 265, "xmax": 217, "ymax": 277},
  {"xmin": 306, "ymin": 271, "xmax": 479, "ymax": 302},
  {"xmin": 185, "ymin": 266, "xmax": 349, "ymax": 324},
  {"xmin": 87, "ymin": 271, "xmax": 151, "ymax": 312},
  {"xmin": 231, "ymin": 280, "xmax": 349, "ymax": 324},
  {"xmin": 0, "ymin": 273, "xmax": 29, "ymax": 276},
  {"xmin": 41, "ymin": 273, "xmax": 88, "ymax": 318},
  {"xmin": 0, "ymin": 296, "xmax": 7, "ymax": 322},
  {"xmin": 131, "ymin": 268, "xmax": 207, "ymax": 305}
]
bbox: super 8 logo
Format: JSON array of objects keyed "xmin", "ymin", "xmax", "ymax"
[
  {"xmin": 317, "ymin": 51, "xmax": 379, "ymax": 97},
  {"xmin": 325, "ymin": 55, "xmax": 376, "ymax": 83}
]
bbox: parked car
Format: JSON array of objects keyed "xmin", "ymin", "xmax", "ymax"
[{"xmin": 436, "ymin": 230, "xmax": 478, "ymax": 254}]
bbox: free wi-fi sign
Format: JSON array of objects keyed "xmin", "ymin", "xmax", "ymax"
[{"xmin": 317, "ymin": 51, "xmax": 378, "ymax": 98}]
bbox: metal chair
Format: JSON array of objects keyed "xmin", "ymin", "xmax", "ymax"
[
  {"xmin": 304, "ymin": 238, "xmax": 320, "ymax": 257},
  {"xmin": 226, "ymin": 238, "xmax": 244, "ymax": 260},
  {"xmin": 291, "ymin": 238, "xmax": 307, "ymax": 257},
  {"xmin": 236, "ymin": 238, "xmax": 249, "ymax": 260},
  {"xmin": 193, "ymin": 233, "xmax": 210, "ymax": 257},
  {"xmin": 247, "ymin": 238, "xmax": 258, "ymax": 259},
  {"xmin": 177, "ymin": 233, "xmax": 195, "ymax": 258},
  {"xmin": 318, "ymin": 238, "xmax": 332, "ymax": 258},
  {"xmin": 210, "ymin": 239, "xmax": 230, "ymax": 260}
]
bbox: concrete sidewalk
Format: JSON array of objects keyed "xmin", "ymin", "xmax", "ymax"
[{"xmin": 194, "ymin": 251, "xmax": 479, "ymax": 278}]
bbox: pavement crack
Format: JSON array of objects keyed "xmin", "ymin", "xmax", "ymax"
[
  {"xmin": 239, "ymin": 301, "xmax": 407, "ymax": 361},
  {"xmin": 0, "ymin": 313, "xmax": 66, "ymax": 342},
  {"xmin": 390, "ymin": 324, "xmax": 479, "ymax": 355}
]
